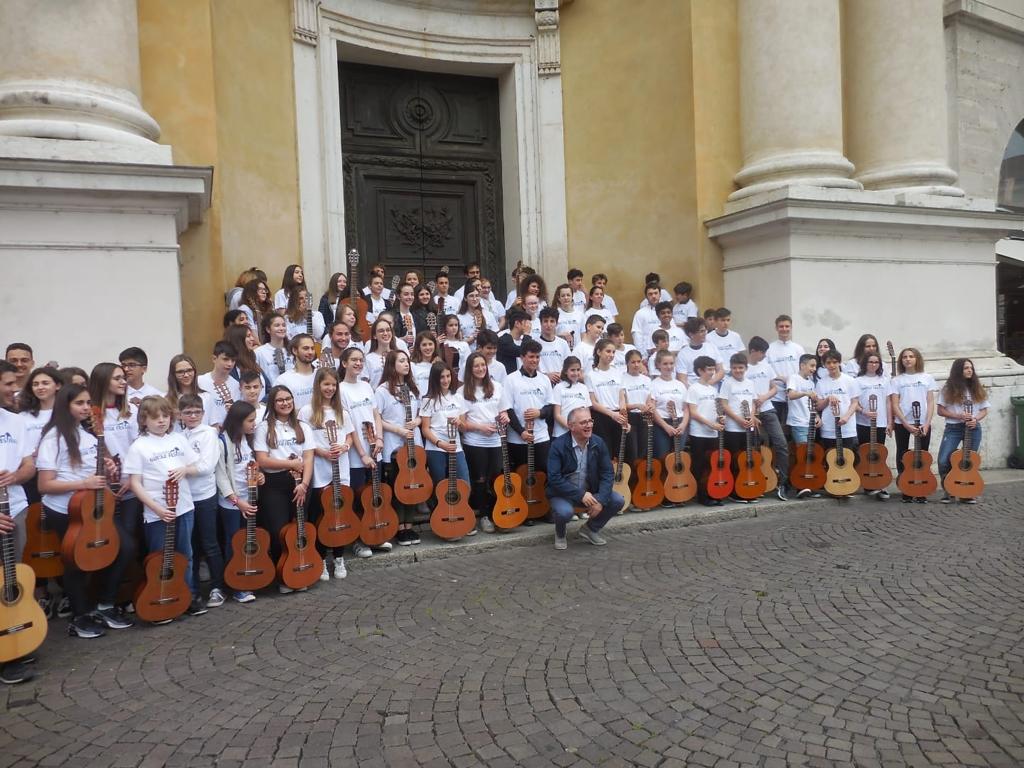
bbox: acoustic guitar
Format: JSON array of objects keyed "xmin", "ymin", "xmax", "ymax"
[
  {"xmin": 734, "ymin": 401, "xmax": 767, "ymax": 500},
  {"xmin": 134, "ymin": 478, "xmax": 191, "ymax": 624},
  {"xmin": 663, "ymin": 402, "xmax": 697, "ymax": 504},
  {"xmin": 225, "ymin": 461, "xmax": 275, "ymax": 592},
  {"xmin": 306, "ymin": 297, "xmax": 322, "ymax": 357},
  {"xmin": 824, "ymin": 401, "xmax": 860, "ymax": 496},
  {"xmin": 857, "ymin": 394, "xmax": 892, "ymax": 491},
  {"xmin": 611, "ymin": 425, "xmax": 632, "ymax": 512},
  {"xmin": 943, "ymin": 400, "xmax": 984, "ymax": 500},
  {"xmin": 394, "ymin": 384, "xmax": 432, "ymax": 505},
  {"xmin": 0, "ymin": 486, "xmax": 48, "ymax": 663},
  {"xmin": 789, "ymin": 396, "xmax": 826, "ymax": 492},
  {"xmin": 632, "ymin": 413, "xmax": 665, "ymax": 509},
  {"xmin": 430, "ymin": 421, "xmax": 476, "ymax": 540},
  {"xmin": 358, "ymin": 423, "xmax": 399, "ymax": 546},
  {"xmin": 754, "ymin": 426, "xmax": 777, "ymax": 494},
  {"xmin": 277, "ymin": 474, "xmax": 323, "ymax": 592},
  {"xmin": 516, "ymin": 417, "xmax": 549, "ymax": 519},
  {"xmin": 706, "ymin": 401, "xmax": 734, "ymax": 500},
  {"xmin": 345, "ymin": 248, "xmax": 371, "ymax": 341},
  {"xmin": 896, "ymin": 401, "xmax": 937, "ymax": 499},
  {"xmin": 21, "ymin": 501, "xmax": 64, "ymax": 579},
  {"xmin": 492, "ymin": 420, "xmax": 527, "ymax": 528},
  {"xmin": 63, "ymin": 405, "xmax": 120, "ymax": 571},
  {"xmin": 886, "ymin": 340, "xmax": 897, "ymax": 379},
  {"xmin": 317, "ymin": 420, "xmax": 359, "ymax": 548}
]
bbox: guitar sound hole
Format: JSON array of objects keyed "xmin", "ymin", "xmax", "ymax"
[
  {"xmin": 297, "ymin": 537, "xmax": 307, "ymax": 549},
  {"xmin": 373, "ymin": 496, "xmax": 382, "ymax": 507},
  {"xmin": 445, "ymin": 492, "xmax": 461, "ymax": 505},
  {"xmin": 160, "ymin": 569, "xmax": 175, "ymax": 581},
  {"xmin": 244, "ymin": 543, "xmax": 258, "ymax": 556},
  {"xmin": 2, "ymin": 583, "xmax": 22, "ymax": 607}
]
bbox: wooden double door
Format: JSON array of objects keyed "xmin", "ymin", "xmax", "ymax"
[{"xmin": 340, "ymin": 62, "xmax": 505, "ymax": 293}]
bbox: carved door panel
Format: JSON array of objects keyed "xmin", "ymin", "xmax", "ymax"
[{"xmin": 340, "ymin": 62, "xmax": 504, "ymax": 293}]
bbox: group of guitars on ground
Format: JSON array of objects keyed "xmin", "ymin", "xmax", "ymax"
[{"xmin": 0, "ymin": 253, "xmax": 988, "ymax": 686}]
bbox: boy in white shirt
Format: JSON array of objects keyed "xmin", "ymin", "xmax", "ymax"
[
  {"xmin": 120, "ymin": 347, "xmax": 163, "ymax": 407},
  {"xmin": 786, "ymin": 353, "xmax": 821, "ymax": 498},
  {"xmin": 747, "ymin": 336, "xmax": 788, "ymax": 501},
  {"xmin": 814, "ymin": 350, "xmax": 860, "ymax": 452},
  {"xmin": 197, "ymin": 341, "xmax": 241, "ymax": 429},
  {"xmin": 718, "ymin": 353, "xmax": 761, "ymax": 503},
  {"xmin": 654, "ymin": 302, "xmax": 686, "ymax": 353},
  {"xmin": 685, "ymin": 355, "xmax": 723, "ymax": 507},
  {"xmin": 631, "ymin": 282, "xmax": 662, "ymax": 350},
  {"xmin": 476, "ymin": 330, "xmax": 507, "ymax": 384},
  {"xmin": 567, "ymin": 268, "xmax": 588, "ymax": 311},
  {"xmin": 537, "ymin": 307, "xmax": 570, "ymax": 386},
  {"xmin": 675, "ymin": 317, "xmax": 724, "ymax": 386},
  {"xmin": 606, "ymin": 323, "xmax": 636, "ymax": 373},
  {"xmin": 672, "ymin": 282, "xmax": 698, "ymax": 328},
  {"xmin": 591, "ymin": 273, "xmax": 619, "ymax": 317},
  {"xmin": 274, "ymin": 334, "xmax": 317, "ymax": 412},
  {"xmin": 707, "ymin": 309, "xmax": 745, "ymax": 360},
  {"xmin": 767, "ymin": 314, "xmax": 805, "ymax": 434},
  {"xmin": 499, "ymin": 340, "xmax": 554, "ymax": 477}
]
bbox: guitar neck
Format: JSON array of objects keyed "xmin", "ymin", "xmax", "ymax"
[
  {"xmin": 500, "ymin": 433, "xmax": 513, "ymax": 490},
  {"xmin": 0, "ymin": 488, "xmax": 15, "ymax": 604},
  {"xmin": 95, "ymin": 435, "xmax": 107, "ymax": 509},
  {"xmin": 645, "ymin": 421, "xmax": 654, "ymax": 475},
  {"xmin": 807, "ymin": 418, "xmax": 817, "ymax": 459},
  {"xmin": 162, "ymin": 516, "xmax": 176, "ymax": 580},
  {"xmin": 869, "ymin": 416, "xmax": 878, "ymax": 449},
  {"xmin": 526, "ymin": 419, "xmax": 535, "ymax": 480},
  {"xmin": 246, "ymin": 483, "xmax": 257, "ymax": 542}
]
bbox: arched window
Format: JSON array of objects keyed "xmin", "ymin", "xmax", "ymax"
[{"xmin": 999, "ymin": 119, "xmax": 1024, "ymax": 212}]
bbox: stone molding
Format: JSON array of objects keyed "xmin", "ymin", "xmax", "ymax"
[{"xmin": 293, "ymin": 0, "xmax": 321, "ymax": 45}]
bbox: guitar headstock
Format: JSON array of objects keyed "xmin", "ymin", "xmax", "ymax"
[
  {"xmin": 447, "ymin": 419, "xmax": 458, "ymax": 441},
  {"xmin": 165, "ymin": 476, "xmax": 179, "ymax": 510},
  {"xmin": 105, "ymin": 455, "xmax": 122, "ymax": 487},
  {"xmin": 440, "ymin": 265, "xmax": 450, "ymax": 276},
  {"xmin": 399, "ymin": 382, "xmax": 410, "ymax": 405},
  {"xmin": 495, "ymin": 418, "xmax": 507, "ymax": 438},
  {"xmin": 426, "ymin": 311, "xmax": 437, "ymax": 332},
  {"xmin": 391, "ymin": 275, "xmax": 400, "ymax": 291},
  {"xmin": 320, "ymin": 349, "xmax": 335, "ymax": 368},
  {"xmin": 868, "ymin": 394, "xmax": 877, "ymax": 412},
  {"xmin": 643, "ymin": 411, "xmax": 654, "ymax": 426},
  {"xmin": 246, "ymin": 460, "xmax": 259, "ymax": 487},
  {"xmin": 426, "ymin": 280, "xmax": 437, "ymax": 294},
  {"xmin": 91, "ymin": 405, "xmax": 105, "ymax": 438},
  {"xmin": 715, "ymin": 399, "xmax": 725, "ymax": 420},
  {"xmin": 886, "ymin": 340, "xmax": 895, "ymax": 360},
  {"xmin": 965, "ymin": 400, "xmax": 973, "ymax": 417},
  {"xmin": 362, "ymin": 422, "xmax": 377, "ymax": 450},
  {"xmin": 911, "ymin": 400, "xmax": 921, "ymax": 423},
  {"xmin": 347, "ymin": 248, "xmax": 360, "ymax": 268},
  {"xmin": 830, "ymin": 400, "xmax": 841, "ymax": 417},
  {"xmin": 325, "ymin": 419, "xmax": 338, "ymax": 444}
]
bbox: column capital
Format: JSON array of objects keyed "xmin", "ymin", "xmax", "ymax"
[
  {"xmin": 535, "ymin": 0, "xmax": 571, "ymax": 77},
  {"xmin": 293, "ymin": 0, "xmax": 322, "ymax": 46}
]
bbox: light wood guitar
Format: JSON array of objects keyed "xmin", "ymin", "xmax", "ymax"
[
  {"xmin": 824, "ymin": 401, "xmax": 860, "ymax": 496},
  {"xmin": 0, "ymin": 486, "xmax": 48, "ymax": 662},
  {"xmin": 611, "ymin": 425, "xmax": 632, "ymax": 512},
  {"xmin": 662, "ymin": 402, "xmax": 697, "ymax": 504},
  {"xmin": 857, "ymin": 394, "xmax": 892, "ymax": 491}
]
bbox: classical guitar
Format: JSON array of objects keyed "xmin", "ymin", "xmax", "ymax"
[
  {"xmin": 277, "ymin": 468, "xmax": 323, "ymax": 592},
  {"xmin": 134, "ymin": 478, "xmax": 191, "ymax": 624},
  {"xmin": 394, "ymin": 384, "xmax": 432, "ymax": 505},
  {"xmin": 706, "ymin": 401, "xmax": 734, "ymax": 500},
  {"xmin": 319, "ymin": 348, "xmax": 335, "ymax": 373},
  {"xmin": 857, "ymin": 394, "xmax": 892, "ymax": 491},
  {"xmin": 734, "ymin": 401, "xmax": 767, "ymax": 500},
  {"xmin": 492, "ymin": 419, "xmax": 527, "ymax": 528},
  {"xmin": 317, "ymin": 419, "xmax": 359, "ymax": 548},
  {"xmin": 225, "ymin": 461, "xmax": 275, "ymax": 592},
  {"xmin": 0, "ymin": 486, "xmax": 48, "ymax": 663},
  {"xmin": 273, "ymin": 346, "xmax": 287, "ymax": 378},
  {"xmin": 943, "ymin": 400, "xmax": 984, "ymax": 500},
  {"xmin": 611, "ymin": 425, "xmax": 632, "ymax": 512},
  {"xmin": 886, "ymin": 340, "xmax": 897, "ymax": 379},
  {"xmin": 346, "ymin": 248, "xmax": 371, "ymax": 340},
  {"xmin": 896, "ymin": 401, "xmax": 937, "ymax": 499},
  {"xmin": 430, "ymin": 421, "xmax": 476, "ymax": 540},
  {"xmin": 824, "ymin": 401, "xmax": 860, "ymax": 496},
  {"xmin": 21, "ymin": 501, "xmax": 64, "ymax": 579},
  {"xmin": 753, "ymin": 424, "xmax": 777, "ymax": 493},
  {"xmin": 633, "ymin": 412, "xmax": 665, "ymax": 509},
  {"xmin": 63, "ymin": 405, "xmax": 120, "ymax": 571},
  {"xmin": 663, "ymin": 402, "xmax": 697, "ymax": 504},
  {"xmin": 789, "ymin": 396, "xmax": 826, "ymax": 492},
  {"xmin": 516, "ymin": 417, "xmax": 549, "ymax": 519},
  {"xmin": 213, "ymin": 381, "xmax": 235, "ymax": 409},
  {"xmin": 358, "ymin": 423, "xmax": 399, "ymax": 546},
  {"xmin": 306, "ymin": 295, "xmax": 322, "ymax": 357}
]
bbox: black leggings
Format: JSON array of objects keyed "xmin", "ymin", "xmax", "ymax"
[
  {"xmin": 625, "ymin": 411, "xmax": 646, "ymax": 464},
  {"xmin": 593, "ymin": 411, "xmax": 624, "ymax": 458},
  {"xmin": 689, "ymin": 436, "xmax": 718, "ymax": 503},
  {"xmin": 49, "ymin": 508, "xmax": 135, "ymax": 619},
  {"xmin": 464, "ymin": 444, "xmax": 501, "ymax": 518},
  {"xmin": 894, "ymin": 423, "xmax": 930, "ymax": 477},
  {"xmin": 257, "ymin": 471, "xmax": 296, "ymax": 563}
]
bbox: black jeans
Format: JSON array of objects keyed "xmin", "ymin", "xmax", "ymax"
[
  {"xmin": 463, "ymin": 444, "xmax": 501, "ymax": 518},
  {"xmin": 49, "ymin": 507, "xmax": 134, "ymax": 618},
  {"xmin": 257, "ymin": 471, "xmax": 296, "ymax": 563},
  {"xmin": 689, "ymin": 436, "xmax": 718, "ymax": 503}
]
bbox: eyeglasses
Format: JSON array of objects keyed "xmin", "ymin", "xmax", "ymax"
[
  {"xmin": 174, "ymin": 368, "xmax": 196, "ymax": 376},
  {"xmin": 574, "ymin": 419, "xmax": 594, "ymax": 426},
  {"xmin": 120, "ymin": 362, "xmax": 142, "ymax": 369},
  {"xmin": 274, "ymin": 397, "xmax": 294, "ymax": 404},
  {"xmin": 180, "ymin": 409, "xmax": 203, "ymax": 417}
]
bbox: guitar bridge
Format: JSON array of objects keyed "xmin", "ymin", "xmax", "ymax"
[
  {"xmin": 85, "ymin": 538, "xmax": 111, "ymax": 549},
  {"xmin": 0, "ymin": 622, "xmax": 34, "ymax": 636},
  {"xmin": 291, "ymin": 564, "xmax": 315, "ymax": 573},
  {"xmin": 30, "ymin": 551, "xmax": 60, "ymax": 559},
  {"xmin": 327, "ymin": 523, "xmax": 352, "ymax": 532},
  {"xmin": 236, "ymin": 568, "xmax": 266, "ymax": 576}
]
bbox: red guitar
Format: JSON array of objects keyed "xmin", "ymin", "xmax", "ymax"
[
  {"xmin": 430, "ymin": 421, "xmax": 475, "ymax": 540},
  {"xmin": 346, "ymin": 248, "xmax": 371, "ymax": 341},
  {"xmin": 706, "ymin": 401, "xmax": 734, "ymax": 500},
  {"xmin": 788, "ymin": 396, "xmax": 825, "ymax": 492},
  {"xmin": 896, "ymin": 401, "xmax": 937, "ymax": 499},
  {"xmin": 225, "ymin": 461, "xmax": 275, "ymax": 592},
  {"xmin": 134, "ymin": 478, "xmax": 191, "ymax": 624},
  {"xmin": 317, "ymin": 419, "xmax": 359, "ymax": 548},
  {"xmin": 394, "ymin": 384, "xmax": 432, "ymax": 505},
  {"xmin": 632, "ymin": 413, "xmax": 665, "ymax": 509},
  {"xmin": 63, "ymin": 405, "xmax": 120, "ymax": 571},
  {"xmin": 359, "ymin": 424, "xmax": 399, "ymax": 546}
]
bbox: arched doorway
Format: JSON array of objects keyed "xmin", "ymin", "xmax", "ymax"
[{"xmin": 997, "ymin": 119, "xmax": 1024, "ymax": 363}]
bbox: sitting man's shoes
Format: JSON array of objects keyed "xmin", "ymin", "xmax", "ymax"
[
  {"xmin": 577, "ymin": 525, "xmax": 607, "ymax": 546},
  {"xmin": 554, "ymin": 535, "xmax": 567, "ymax": 551}
]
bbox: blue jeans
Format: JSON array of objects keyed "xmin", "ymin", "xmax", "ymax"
[
  {"xmin": 938, "ymin": 422, "xmax": 982, "ymax": 480},
  {"xmin": 653, "ymin": 426, "xmax": 685, "ymax": 464},
  {"xmin": 550, "ymin": 492, "xmax": 624, "ymax": 538},
  {"xmin": 426, "ymin": 450, "xmax": 471, "ymax": 486},
  {"xmin": 143, "ymin": 510, "xmax": 196, "ymax": 597},
  {"xmin": 790, "ymin": 425, "xmax": 809, "ymax": 445},
  {"xmin": 191, "ymin": 494, "xmax": 239, "ymax": 591}
]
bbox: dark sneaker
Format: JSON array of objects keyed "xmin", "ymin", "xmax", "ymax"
[
  {"xmin": 797, "ymin": 488, "xmax": 811, "ymax": 499},
  {"xmin": 877, "ymin": 490, "xmax": 890, "ymax": 500},
  {"xmin": 408, "ymin": 528, "xmax": 421, "ymax": 545},
  {"xmin": 92, "ymin": 606, "xmax": 134, "ymax": 630},
  {"xmin": 68, "ymin": 614, "xmax": 105, "ymax": 639},
  {"xmin": 730, "ymin": 495, "xmax": 750, "ymax": 505},
  {"xmin": 56, "ymin": 596, "xmax": 72, "ymax": 618},
  {"xmin": 187, "ymin": 596, "xmax": 208, "ymax": 616},
  {"xmin": 577, "ymin": 525, "xmax": 607, "ymax": 546},
  {"xmin": 914, "ymin": 497, "xmax": 927, "ymax": 504},
  {"xmin": 0, "ymin": 661, "xmax": 35, "ymax": 685},
  {"xmin": 396, "ymin": 529, "xmax": 415, "ymax": 546},
  {"xmin": 776, "ymin": 485, "xmax": 788, "ymax": 501}
]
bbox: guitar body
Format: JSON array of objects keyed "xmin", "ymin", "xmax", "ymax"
[
  {"xmin": 663, "ymin": 452, "xmax": 697, "ymax": 504},
  {"xmin": 857, "ymin": 443, "xmax": 892, "ymax": 490},
  {"xmin": 63, "ymin": 487, "xmax": 120, "ymax": 572},
  {"xmin": 318, "ymin": 484, "xmax": 359, "ymax": 547},
  {"xmin": 824, "ymin": 448, "xmax": 860, "ymax": 496},
  {"xmin": 394, "ymin": 444, "xmax": 433, "ymax": 505},
  {"xmin": 631, "ymin": 457, "xmax": 665, "ymax": 509},
  {"xmin": 706, "ymin": 450, "xmax": 734, "ymax": 500},
  {"xmin": 734, "ymin": 451, "xmax": 767, "ymax": 500},
  {"xmin": 896, "ymin": 449, "xmax": 937, "ymax": 498},
  {"xmin": 759, "ymin": 446, "xmax": 778, "ymax": 493},
  {"xmin": 430, "ymin": 478, "xmax": 476, "ymax": 540},
  {"xmin": 944, "ymin": 449, "xmax": 984, "ymax": 499},
  {"xmin": 491, "ymin": 472, "xmax": 527, "ymax": 529},
  {"xmin": 788, "ymin": 443, "xmax": 826, "ymax": 491},
  {"xmin": 359, "ymin": 484, "xmax": 399, "ymax": 546},
  {"xmin": 22, "ymin": 502, "xmax": 64, "ymax": 578},
  {"xmin": 0, "ymin": 563, "xmax": 47, "ymax": 662},
  {"xmin": 612, "ymin": 461, "xmax": 632, "ymax": 511},
  {"xmin": 133, "ymin": 551, "xmax": 191, "ymax": 624},
  {"xmin": 515, "ymin": 465, "xmax": 550, "ymax": 519},
  {"xmin": 224, "ymin": 526, "xmax": 275, "ymax": 592},
  {"xmin": 277, "ymin": 521, "xmax": 323, "ymax": 591}
]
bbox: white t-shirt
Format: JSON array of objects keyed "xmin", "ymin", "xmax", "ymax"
[
  {"xmin": 855, "ymin": 376, "xmax": 893, "ymax": 428},
  {"xmin": 649, "ymin": 376, "xmax": 688, "ymax": 421},
  {"xmin": 339, "ymin": 380, "xmax": 377, "ymax": 466},
  {"xmin": 602, "ymin": 294, "xmax": 619, "ymax": 317},
  {"xmin": 621, "ymin": 373, "xmax": 651, "ymax": 409},
  {"xmin": 197, "ymin": 373, "xmax": 241, "ymax": 427},
  {"xmin": 18, "ymin": 408, "xmax": 52, "ymax": 454},
  {"xmin": 182, "ymin": 424, "xmax": 220, "ymax": 501},
  {"xmin": 297, "ymin": 404, "xmax": 354, "ymax": 489},
  {"xmin": 102, "ymin": 406, "xmax": 139, "ymax": 464},
  {"xmin": 283, "ymin": 310, "xmax": 325, "ymax": 342},
  {"xmin": 487, "ymin": 359, "xmax": 507, "ymax": 384},
  {"xmin": 786, "ymin": 373, "xmax": 815, "ymax": 427},
  {"xmin": 500, "ymin": 371, "xmax": 553, "ymax": 445},
  {"xmin": 673, "ymin": 299, "xmax": 698, "ymax": 327},
  {"xmin": 814, "ymin": 373, "xmax": 860, "ymax": 439},
  {"xmin": 585, "ymin": 367, "xmax": 623, "ymax": 411},
  {"xmin": 123, "ymin": 432, "xmax": 200, "ymax": 522},
  {"xmin": 631, "ymin": 305, "xmax": 659, "ymax": 349},
  {"xmin": 686, "ymin": 381, "xmax": 720, "ymax": 439},
  {"xmin": 708, "ymin": 330, "xmax": 745, "ymax": 360},
  {"xmin": 435, "ymin": 294, "xmax": 461, "ymax": 316},
  {"xmin": 364, "ymin": 350, "xmax": 387, "ymax": 390},
  {"xmin": 660, "ymin": 325, "xmax": 687, "ymax": 353},
  {"xmin": 0, "ymin": 411, "xmax": 31, "ymax": 517},
  {"xmin": 636, "ymin": 289, "xmax": 673, "ymax": 309},
  {"xmin": 745, "ymin": 360, "xmax": 778, "ymax": 413},
  {"xmin": 611, "ymin": 344, "xmax": 638, "ymax": 374},
  {"xmin": 374, "ymin": 384, "xmax": 423, "ymax": 462},
  {"xmin": 253, "ymin": 420, "xmax": 315, "ymax": 472},
  {"xmin": 410, "ymin": 361, "xmax": 434, "ymax": 397},
  {"xmin": 551, "ymin": 381, "xmax": 591, "ymax": 437},
  {"xmin": 458, "ymin": 309, "xmax": 498, "ymax": 344},
  {"xmin": 274, "ymin": 369, "xmax": 316, "ymax": 413},
  {"xmin": 459, "ymin": 381, "xmax": 504, "ymax": 448},
  {"xmin": 582, "ymin": 306, "xmax": 615, "ymax": 329},
  {"xmin": 767, "ymin": 340, "xmax": 805, "ymax": 403},
  {"xmin": 419, "ymin": 393, "xmax": 467, "ymax": 452},
  {"xmin": 938, "ymin": 388, "xmax": 991, "ymax": 425},
  {"xmin": 572, "ymin": 290, "xmax": 587, "ymax": 312},
  {"xmin": 574, "ymin": 340, "xmax": 596, "ymax": 373},
  {"xmin": 556, "ymin": 308, "xmax": 584, "ymax": 344},
  {"xmin": 37, "ymin": 426, "xmax": 99, "ymax": 515},
  {"xmin": 255, "ymin": 343, "xmax": 294, "ymax": 380},
  {"xmin": 273, "ymin": 287, "xmax": 289, "ymax": 311},
  {"xmin": 891, "ymin": 372, "xmax": 939, "ymax": 426},
  {"xmin": 537, "ymin": 336, "xmax": 571, "ymax": 375},
  {"xmin": 218, "ymin": 435, "xmax": 256, "ymax": 510},
  {"xmin": 719, "ymin": 375, "xmax": 758, "ymax": 432},
  {"xmin": 126, "ymin": 383, "xmax": 163, "ymax": 406},
  {"xmin": 675, "ymin": 343, "xmax": 722, "ymax": 380}
]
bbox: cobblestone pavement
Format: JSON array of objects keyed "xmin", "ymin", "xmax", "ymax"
[{"xmin": 2, "ymin": 482, "xmax": 1024, "ymax": 768}]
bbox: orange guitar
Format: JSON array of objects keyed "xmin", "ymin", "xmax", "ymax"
[
  {"xmin": 789, "ymin": 396, "xmax": 825, "ymax": 492},
  {"xmin": 516, "ymin": 417, "xmax": 549, "ymax": 519},
  {"xmin": 632, "ymin": 413, "xmax": 665, "ymax": 509},
  {"xmin": 21, "ymin": 502, "xmax": 64, "ymax": 579},
  {"xmin": 358, "ymin": 424, "xmax": 399, "ymax": 546},
  {"xmin": 345, "ymin": 248, "xmax": 371, "ymax": 341},
  {"xmin": 823, "ymin": 401, "xmax": 860, "ymax": 496},
  {"xmin": 394, "ymin": 384, "xmax": 432, "ymax": 505},
  {"xmin": 943, "ymin": 400, "xmax": 984, "ymax": 500},
  {"xmin": 734, "ymin": 401, "xmax": 766, "ymax": 500},
  {"xmin": 897, "ymin": 401, "xmax": 937, "ymax": 499},
  {"xmin": 225, "ymin": 461, "xmax": 275, "ymax": 592},
  {"xmin": 662, "ymin": 402, "xmax": 696, "ymax": 504},
  {"xmin": 134, "ymin": 478, "xmax": 191, "ymax": 624},
  {"xmin": 857, "ymin": 394, "xmax": 892, "ymax": 491},
  {"xmin": 706, "ymin": 401, "xmax": 734, "ymax": 500},
  {"xmin": 430, "ymin": 421, "xmax": 476, "ymax": 540},
  {"xmin": 492, "ymin": 420, "xmax": 527, "ymax": 528},
  {"xmin": 0, "ymin": 486, "xmax": 48, "ymax": 662},
  {"xmin": 277, "ymin": 479, "xmax": 323, "ymax": 592},
  {"xmin": 63, "ymin": 405, "xmax": 120, "ymax": 571},
  {"xmin": 317, "ymin": 420, "xmax": 359, "ymax": 548}
]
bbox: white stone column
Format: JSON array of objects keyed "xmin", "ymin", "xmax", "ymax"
[
  {"xmin": 0, "ymin": 0, "xmax": 160, "ymax": 146},
  {"xmin": 843, "ymin": 0, "xmax": 963, "ymax": 196},
  {"xmin": 730, "ymin": 0, "xmax": 860, "ymax": 200}
]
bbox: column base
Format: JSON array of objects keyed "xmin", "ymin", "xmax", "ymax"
[
  {"xmin": 855, "ymin": 163, "xmax": 965, "ymax": 198},
  {"xmin": 730, "ymin": 150, "xmax": 861, "ymax": 201}
]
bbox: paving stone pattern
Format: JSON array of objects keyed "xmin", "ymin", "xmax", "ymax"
[{"xmin": 2, "ymin": 483, "xmax": 1024, "ymax": 767}]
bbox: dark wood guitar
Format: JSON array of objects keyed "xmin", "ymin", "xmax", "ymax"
[
  {"xmin": 516, "ymin": 417, "xmax": 549, "ymax": 519},
  {"xmin": 359, "ymin": 424, "xmax": 399, "ymax": 546},
  {"xmin": 943, "ymin": 400, "xmax": 984, "ymax": 500},
  {"xmin": 492, "ymin": 420, "xmax": 527, "ymax": 528},
  {"xmin": 663, "ymin": 402, "xmax": 697, "ymax": 504},
  {"xmin": 430, "ymin": 421, "xmax": 476, "ymax": 539},
  {"xmin": 734, "ymin": 401, "xmax": 767, "ymax": 500},
  {"xmin": 824, "ymin": 400, "xmax": 860, "ymax": 496},
  {"xmin": 611, "ymin": 425, "xmax": 632, "ymax": 511},
  {"xmin": 345, "ymin": 248, "xmax": 371, "ymax": 341},
  {"xmin": 21, "ymin": 501, "xmax": 64, "ymax": 579},
  {"xmin": 633, "ymin": 413, "xmax": 665, "ymax": 509},
  {"xmin": 788, "ymin": 396, "xmax": 826, "ymax": 492},
  {"xmin": 134, "ymin": 478, "xmax": 190, "ymax": 624},
  {"xmin": 225, "ymin": 461, "xmax": 275, "ymax": 592},
  {"xmin": 317, "ymin": 419, "xmax": 359, "ymax": 547},
  {"xmin": 277, "ymin": 467, "xmax": 323, "ymax": 591},
  {"xmin": 897, "ymin": 401, "xmax": 937, "ymax": 499},
  {"xmin": 306, "ymin": 297, "xmax": 322, "ymax": 357},
  {"xmin": 0, "ymin": 486, "xmax": 47, "ymax": 662},
  {"xmin": 857, "ymin": 394, "xmax": 892, "ymax": 491},
  {"xmin": 63, "ymin": 405, "xmax": 120, "ymax": 571},
  {"xmin": 706, "ymin": 401, "xmax": 734, "ymax": 500},
  {"xmin": 394, "ymin": 384, "xmax": 432, "ymax": 505},
  {"xmin": 273, "ymin": 346, "xmax": 287, "ymax": 378},
  {"xmin": 886, "ymin": 340, "xmax": 897, "ymax": 379}
]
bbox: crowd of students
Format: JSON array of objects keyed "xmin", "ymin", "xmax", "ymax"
[{"xmin": 0, "ymin": 260, "xmax": 989, "ymax": 685}]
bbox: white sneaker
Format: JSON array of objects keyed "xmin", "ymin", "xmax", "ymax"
[
  {"xmin": 480, "ymin": 518, "xmax": 496, "ymax": 534},
  {"xmin": 207, "ymin": 588, "xmax": 226, "ymax": 608},
  {"xmin": 466, "ymin": 527, "xmax": 478, "ymax": 537},
  {"xmin": 319, "ymin": 560, "xmax": 330, "ymax": 581},
  {"xmin": 375, "ymin": 541, "xmax": 393, "ymax": 552},
  {"xmin": 554, "ymin": 535, "xmax": 567, "ymax": 551},
  {"xmin": 352, "ymin": 543, "xmax": 373, "ymax": 559},
  {"xmin": 333, "ymin": 557, "xmax": 347, "ymax": 579},
  {"xmin": 233, "ymin": 591, "xmax": 255, "ymax": 603},
  {"xmin": 278, "ymin": 584, "xmax": 294, "ymax": 594}
]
